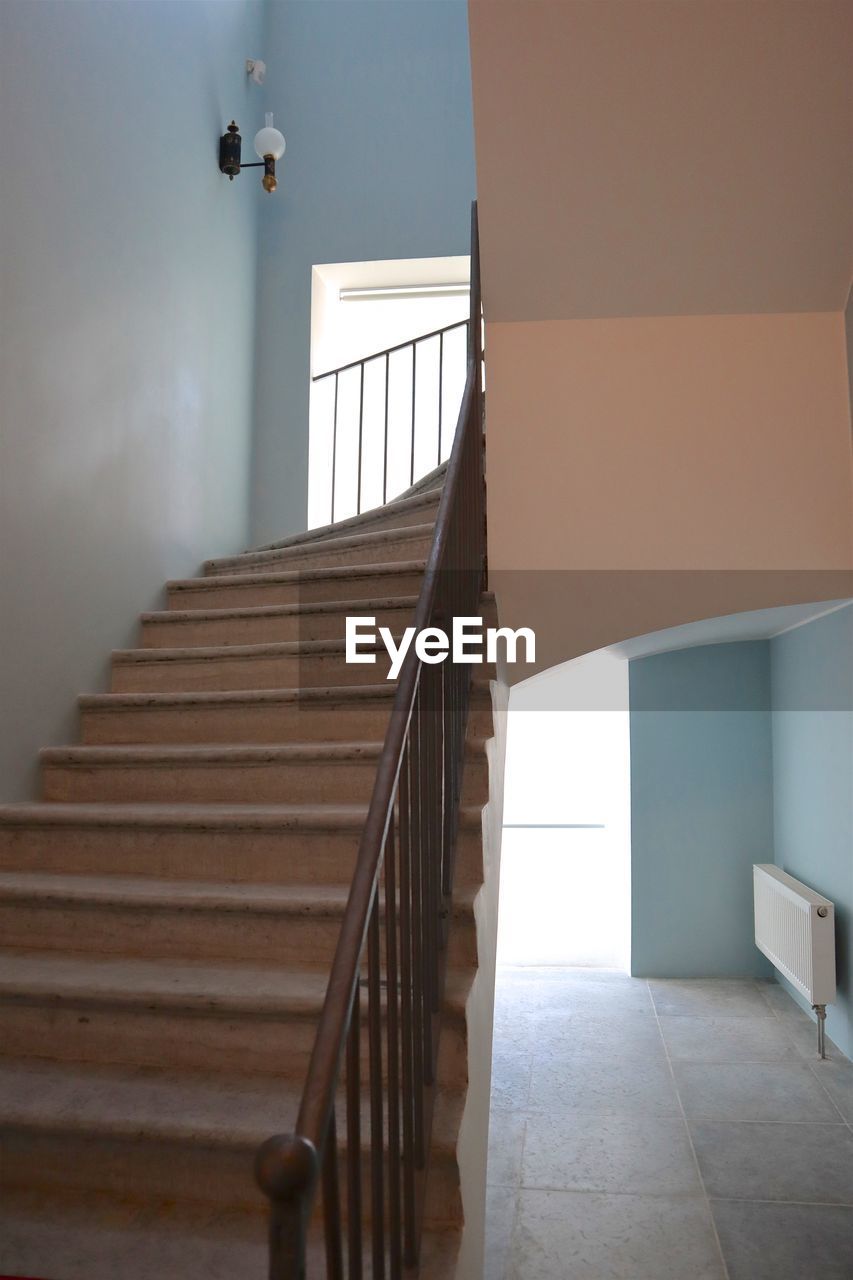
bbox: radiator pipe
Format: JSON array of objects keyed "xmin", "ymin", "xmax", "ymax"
[{"xmin": 813, "ymin": 1004, "xmax": 827, "ymax": 1059}]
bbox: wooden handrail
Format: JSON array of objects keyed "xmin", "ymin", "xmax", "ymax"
[{"xmin": 256, "ymin": 201, "xmax": 485, "ymax": 1280}]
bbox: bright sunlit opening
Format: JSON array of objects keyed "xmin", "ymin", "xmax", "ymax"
[{"xmin": 498, "ymin": 651, "xmax": 632, "ymax": 971}]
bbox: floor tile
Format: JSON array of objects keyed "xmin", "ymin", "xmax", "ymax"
[
  {"xmin": 490, "ymin": 1051, "xmax": 533, "ymax": 1112},
  {"xmin": 649, "ymin": 979, "xmax": 774, "ymax": 1018},
  {"xmin": 484, "ymin": 1184, "xmax": 518, "ymax": 1280},
  {"xmin": 712, "ymin": 1200, "xmax": 853, "ymax": 1279},
  {"xmin": 673, "ymin": 1060, "xmax": 839, "ymax": 1121},
  {"xmin": 507, "ymin": 1189, "xmax": 725, "ymax": 1280},
  {"xmin": 522, "ymin": 1112, "xmax": 702, "ymax": 1196},
  {"xmin": 530, "ymin": 1011, "xmax": 666, "ymax": 1060},
  {"xmin": 531, "ymin": 982, "xmax": 655, "ymax": 1020},
  {"xmin": 808, "ymin": 1057, "xmax": 853, "ymax": 1121},
  {"xmin": 781, "ymin": 1014, "xmax": 841, "ymax": 1060},
  {"xmin": 487, "ymin": 1109, "xmax": 527, "ymax": 1188},
  {"xmin": 528, "ymin": 1053, "xmax": 680, "ymax": 1117},
  {"xmin": 659, "ymin": 1013, "xmax": 798, "ymax": 1062},
  {"xmin": 757, "ymin": 980, "xmax": 811, "ymax": 1018},
  {"xmin": 492, "ymin": 1008, "xmax": 537, "ymax": 1055},
  {"xmin": 690, "ymin": 1119, "xmax": 853, "ymax": 1203}
]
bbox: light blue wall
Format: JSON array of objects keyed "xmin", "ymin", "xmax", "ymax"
[
  {"xmin": 0, "ymin": 0, "xmax": 263, "ymax": 798},
  {"xmin": 771, "ymin": 604, "xmax": 853, "ymax": 1058},
  {"xmin": 629, "ymin": 642, "xmax": 775, "ymax": 978},
  {"xmin": 251, "ymin": 0, "xmax": 476, "ymax": 544}
]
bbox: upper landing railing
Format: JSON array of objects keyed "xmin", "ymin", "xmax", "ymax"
[{"xmin": 312, "ymin": 314, "xmax": 470, "ymax": 522}]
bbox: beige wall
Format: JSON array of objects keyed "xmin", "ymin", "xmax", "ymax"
[{"xmin": 485, "ymin": 312, "xmax": 853, "ymax": 676}]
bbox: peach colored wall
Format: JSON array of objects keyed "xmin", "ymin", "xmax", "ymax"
[{"xmin": 485, "ymin": 312, "xmax": 853, "ymax": 677}]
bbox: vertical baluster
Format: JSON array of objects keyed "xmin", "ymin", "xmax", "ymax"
[
  {"xmin": 347, "ymin": 985, "xmax": 363, "ymax": 1280},
  {"xmin": 330, "ymin": 372, "xmax": 339, "ymax": 525},
  {"xmin": 437, "ymin": 330, "xmax": 444, "ymax": 464},
  {"xmin": 357, "ymin": 362, "xmax": 365, "ymax": 515},
  {"xmin": 385, "ymin": 810, "xmax": 403, "ymax": 1279},
  {"xmin": 424, "ymin": 665, "xmax": 440, "ymax": 1019},
  {"xmin": 383, "ymin": 352, "xmax": 390, "ymax": 505},
  {"xmin": 410, "ymin": 343, "xmax": 417, "ymax": 486},
  {"xmin": 413, "ymin": 690, "xmax": 432, "ymax": 1093},
  {"xmin": 322, "ymin": 1107, "xmax": 344, "ymax": 1280},
  {"xmin": 397, "ymin": 756, "xmax": 417, "ymax": 1263},
  {"xmin": 438, "ymin": 657, "xmax": 449, "ymax": 907},
  {"xmin": 368, "ymin": 895, "xmax": 385, "ymax": 1279},
  {"xmin": 409, "ymin": 699, "xmax": 427, "ymax": 1153}
]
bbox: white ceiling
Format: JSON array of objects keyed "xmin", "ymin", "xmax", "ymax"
[{"xmin": 469, "ymin": 0, "xmax": 853, "ymax": 321}]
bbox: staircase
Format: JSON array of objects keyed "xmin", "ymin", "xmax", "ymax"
[{"xmin": 0, "ymin": 456, "xmax": 497, "ymax": 1278}]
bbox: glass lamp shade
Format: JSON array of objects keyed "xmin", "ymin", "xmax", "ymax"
[{"xmin": 254, "ymin": 113, "xmax": 286, "ymax": 161}]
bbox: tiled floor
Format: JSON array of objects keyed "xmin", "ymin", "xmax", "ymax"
[{"xmin": 485, "ymin": 967, "xmax": 853, "ymax": 1280}]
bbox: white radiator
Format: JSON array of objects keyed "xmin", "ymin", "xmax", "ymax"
[{"xmin": 753, "ymin": 864, "xmax": 836, "ymax": 1006}]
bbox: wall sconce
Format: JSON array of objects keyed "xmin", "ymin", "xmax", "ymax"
[{"xmin": 219, "ymin": 114, "xmax": 286, "ymax": 193}]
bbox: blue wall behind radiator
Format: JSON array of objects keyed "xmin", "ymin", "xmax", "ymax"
[
  {"xmin": 251, "ymin": 0, "xmax": 477, "ymax": 545},
  {"xmin": 629, "ymin": 642, "xmax": 775, "ymax": 978},
  {"xmin": 771, "ymin": 604, "xmax": 853, "ymax": 1058}
]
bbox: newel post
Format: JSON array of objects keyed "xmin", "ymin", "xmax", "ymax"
[{"xmin": 255, "ymin": 1133, "xmax": 319, "ymax": 1280}]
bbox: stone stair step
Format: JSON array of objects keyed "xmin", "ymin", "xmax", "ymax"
[
  {"xmin": 80, "ymin": 683, "xmax": 397, "ymax": 744},
  {"xmin": 0, "ymin": 952, "xmax": 471, "ymax": 1083},
  {"xmin": 139, "ymin": 595, "xmax": 418, "ymax": 649},
  {"xmin": 79, "ymin": 679, "xmax": 493, "ymax": 746},
  {"xmin": 0, "ymin": 1059, "xmax": 463, "ymax": 1224},
  {"xmin": 252, "ymin": 486, "xmax": 442, "ymax": 553},
  {"xmin": 0, "ymin": 802, "xmax": 487, "ymax": 887},
  {"xmin": 204, "ymin": 524, "xmax": 433, "ymax": 578},
  {"xmin": 0, "ymin": 1188, "xmax": 460, "ymax": 1280},
  {"xmin": 110, "ymin": 639, "xmax": 398, "ymax": 694},
  {"xmin": 0, "ymin": 872, "xmax": 478, "ymax": 969},
  {"xmin": 39, "ymin": 741, "xmax": 490, "ymax": 806},
  {"xmin": 40, "ymin": 742, "xmax": 380, "ymax": 806},
  {"xmin": 167, "ymin": 561, "xmax": 426, "ymax": 612}
]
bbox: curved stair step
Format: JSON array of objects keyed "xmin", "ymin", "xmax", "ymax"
[
  {"xmin": 139, "ymin": 595, "xmax": 418, "ymax": 649},
  {"xmin": 110, "ymin": 638, "xmax": 400, "ymax": 694},
  {"xmin": 252, "ymin": 486, "xmax": 442, "ymax": 553},
  {"xmin": 166, "ymin": 560, "xmax": 426, "ymax": 612},
  {"xmin": 204, "ymin": 524, "xmax": 433, "ymax": 578}
]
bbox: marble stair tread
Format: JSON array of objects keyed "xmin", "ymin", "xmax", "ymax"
[
  {"xmin": 79, "ymin": 677, "xmax": 490, "ymax": 712},
  {"xmin": 0, "ymin": 800, "xmax": 380, "ymax": 831},
  {"xmin": 0, "ymin": 950, "xmax": 334, "ymax": 1013},
  {"xmin": 0, "ymin": 869, "xmax": 477, "ymax": 910},
  {"xmin": 0, "ymin": 949, "xmax": 473, "ymax": 1017},
  {"xmin": 40, "ymin": 741, "xmax": 387, "ymax": 767},
  {"xmin": 111, "ymin": 637, "xmax": 398, "ymax": 665},
  {"xmin": 139, "ymin": 594, "xmax": 419, "ymax": 627},
  {"xmin": 0, "ymin": 1058, "xmax": 464, "ymax": 1152},
  {"xmin": 251, "ymin": 486, "xmax": 442, "ymax": 553},
  {"xmin": 78, "ymin": 684, "xmax": 399, "ymax": 718},
  {"xmin": 203, "ymin": 523, "xmax": 434, "ymax": 577},
  {"xmin": 167, "ymin": 558, "xmax": 427, "ymax": 597}
]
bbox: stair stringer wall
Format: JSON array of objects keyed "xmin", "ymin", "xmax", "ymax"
[{"xmin": 453, "ymin": 670, "xmax": 510, "ymax": 1279}]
